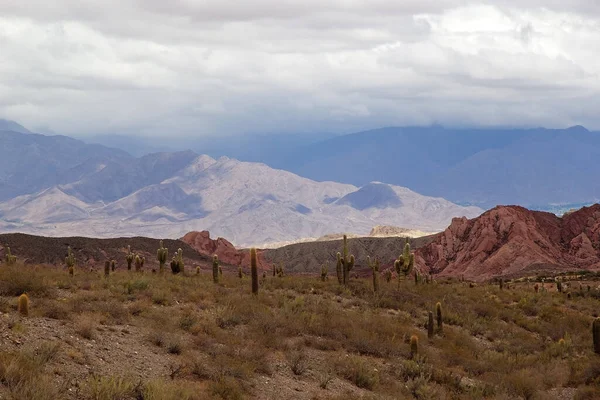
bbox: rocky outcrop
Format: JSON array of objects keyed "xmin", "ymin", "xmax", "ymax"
[
  {"xmin": 181, "ymin": 230, "xmax": 271, "ymax": 270},
  {"xmin": 416, "ymin": 204, "xmax": 600, "ymax": 281},
  {"xmin": 181, "ymin": 231, "xmax": 242, "ymax": 266},
  {"xmin": 369, "ymin": 225, "xmax": 435, "ymax": 238}
]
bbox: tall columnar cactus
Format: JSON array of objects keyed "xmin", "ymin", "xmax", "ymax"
[
  {"xmin": 557, "ymin": 281, "xmax": 563, "ymax": 293},
  {"xmin": 428, "ymin": 311, "xmax": 434, "ymax": 339},
  {"xmin": 170, "ymin": 248, "xmax": 183, "ymax": 274},
  {"xmin": 135, "ymin": 254, "xmax": 145, "ymax": 272},
  {"xmin": 111, "ymin": 260, "xmax": 116, "ymax": 272},
  {"xmin": 414, "ymin": 271, "xmax": 420, "ymax": 285},
  {"xmin": 335, "ymin": 254, "xmax": 343, "ymax": 285},
  {"xmin": 212, "ymin": 255, "xmax": 220, "ymax": 283},
  {"xmin": 410, "ymin": 335, "xmax": 419, "ymax": 359},
  {"xmin": 250, "ymin": 248, "xmax": 258, "ymax": 295},
  {"xmin": 338, "ymin": 235, "xmax": 355, "ymax": 286},
  {"xmin": 104, "ymin": 260, "xmax": 110, "ymax": 277},
  {"xmin": 436, "ymin": 302, "xmax": 443, "ymax": 333},
  {"xmin": 4, "ymin": 247, "xmax": 16, "ymax": 266},
  {"xmin": 384, "ymin": 269, "xmax": 392, "ymax": 283},
  {"xmin": 157, "ymin": 240, "xmax": 168, "ymax": 274},
  {"xmin": 272, "ymin": 264, "xmax": 276, "ymax": 277},
  {"xmin": 499, "ymin": 278, "xmax": 504, "ymax": 290},
  {"xmin": 394, "ymin": 238, "xmax": 414, "ymax": 287},
  {"xmin": 320, "ymin": 262, "xmax": 329, "ymax": 282},
  {"xmin": 275, "ymin": 263, "xmax": 284, "ymax": 277},
  {"xmin": 367, "ymin": 256, "xmax": 379, "ymax": 293},
  {"xmin": 65, "ymin": 246, "xmax": 76, "ymax": 273},
  {"xmin": 593, "ymin": 317, "xmax": 600, "ymax": 354},
  {"xmin": 238, "ymin": 265, "xmax": 243, "ymax": 279},
  {"xmin": 126, "ymin": 245, "xmax": 134, "ymax": 271},
  {"xmin": 18, "ymin": 293, "xmax": 29, "ymax": 317}
]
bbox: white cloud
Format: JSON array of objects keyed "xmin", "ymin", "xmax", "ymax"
[{"xmin": 1, "ymin": 1, "xmax": 600, "ymax": 136}]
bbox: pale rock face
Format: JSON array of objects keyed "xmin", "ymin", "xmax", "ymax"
[{"xmin": 0, "ymin": 154, "xmax": 482, "ymax": 247}]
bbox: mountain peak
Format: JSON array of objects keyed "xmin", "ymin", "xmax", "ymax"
[
  {"xmin": 0, "ymin": 119, "xmax": 31, "ymax": 134},
  {"xmin": 566, "ymin": 125, "xmax": 589, "ymax": 133}
]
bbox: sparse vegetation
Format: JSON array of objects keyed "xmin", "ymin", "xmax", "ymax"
[
  {"xmin": 170, "ymin": 248, "xmax": 183, "ymax": 275},
  {"xmin": 212, "ymin": 255, "xmax": 219, "ymax": 283},
  {"xmin": 250, "ymin": 247, "xmax": 258, "ymax": 294},
  {"xmin": 0, "ymin": 258, "xmax": 596, "ymax": 399},
  {"xmin": 4, "ymin": 246, "xmax": 16, "ymax": 266},
  {"xmin": 157, "ymin": 240, "xmax": 168, "ymax": 274},
  {"xmin": 337, "ymin": 234, "xmax": 355, "ymax": 286}
]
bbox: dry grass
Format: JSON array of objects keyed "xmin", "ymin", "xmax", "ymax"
[{"xmin": 0, "ymin": 262, "xmax": 597, "ymax": 399}]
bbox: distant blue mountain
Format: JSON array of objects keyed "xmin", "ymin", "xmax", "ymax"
[{"xmin": 266, "ymin": 125, "xmax": 600, "ymax": 208}]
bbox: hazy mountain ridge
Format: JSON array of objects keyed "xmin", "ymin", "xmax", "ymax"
[
  {"xmin": 79, "ymin": 124, "xmax": 600, "ymax": 208},
  {"xmin": 0, "ymin": 123, "xmax": 481, "ymax": 246},
  {"xmin": 240, "ymin": 126, "xmax": 600, "ymax": 208}
]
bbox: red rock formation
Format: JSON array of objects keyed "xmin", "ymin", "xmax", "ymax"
[
  {"xmin": 181, "ymin": 231, "xmax": 269, "ymax": 270},
  {"xmin": 181, "ymin": 231, "xmax": 241, "ymax": 266},
  {"xmin": 416, "ymin": 204, "xmax": 600, "ymax": 281}
]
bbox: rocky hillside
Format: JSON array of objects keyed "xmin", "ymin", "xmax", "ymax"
[
  {"xmin": 417, "ymin": 204, "xmax": 600, "ymax": 281},
  {"xmin": 0, "ymin": 233, "xmax": 213, "ymax": 271}
]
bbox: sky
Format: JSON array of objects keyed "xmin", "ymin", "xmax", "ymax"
[{"xmin": 1, "ymin": 1, "xmax": 600, "ymax": 137}]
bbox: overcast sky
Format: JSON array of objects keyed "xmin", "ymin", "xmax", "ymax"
[{"xmin": 1, "ymin": 1, "xmax": 600, "ymax": 137}]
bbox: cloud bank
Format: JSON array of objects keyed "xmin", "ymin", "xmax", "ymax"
[{"xmin": 1, "ymin": 1, "xmax": 600, "ymax": 136}]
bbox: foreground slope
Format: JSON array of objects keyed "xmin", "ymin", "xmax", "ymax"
[{"xmin": 0, "ymin": 263, "xmax": 597, "ymax": 399}]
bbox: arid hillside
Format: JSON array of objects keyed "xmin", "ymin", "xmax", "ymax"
[
  {"xmin": 0, "ymin": 233, "xmax": 213, "ymax": 271},
  {"xmin": 0, "ymin": 261, "xmax": 598, "ymax": 399}
]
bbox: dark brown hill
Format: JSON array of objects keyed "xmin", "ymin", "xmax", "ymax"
[
  {"xmin": 262, "ymin": 235, "xmax": 435, "ymax": 274},
  {"xmin": 0, "ymin": 233, "xmax": 212, "ymax": 271},
  {"xmin": 416, "ymin": 204, "xmax": 600, "ymax": 281}
]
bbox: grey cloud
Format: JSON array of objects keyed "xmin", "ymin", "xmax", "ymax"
[{"xmin": 1, "ymin": 1, "xmax": 600, "ymax": 137}]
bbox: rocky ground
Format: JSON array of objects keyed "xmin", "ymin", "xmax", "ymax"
[{"xmin": 0, "ymin": 262, "xmax": 598, "ymax": 399}]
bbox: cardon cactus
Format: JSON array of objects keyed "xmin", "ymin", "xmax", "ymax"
[
  {"xmin": 18, "ymin": 293, "xmax": 29, "ymax": 317},
  {"xmin": 170, "ymin": 248, "xmax": 184, "ymax": 274},
  {"xmin": 250, "ymin": 248, "xmax": 258, "ymax": 295},
  {"xmin": 276, "ymin": 263, "xmax": 284, "ymax": 277},
  {"xmin": 111, "ymin": 260, "xmax": 116, "ymax": 272},
  {"xmin": 428, "ymin": 311, "xmax": 434, "ymax": 339},
  {"xmin": 335, "ymin": 253, "xmax": 343, "ymax": 285},
  {"xmin": 394, "ymin": 238, "xmax": 414, "ymax": 286},
  {"xmin": 65, "ymin": 246, "xmax": 76, "ymax": 272},
  {"xmin": 156, "ymin": 240, "xmax": 168, "ymax": 274},
  {"xmin": 104, "ymin": 260, "xmax": 110, "ymax": 277},
  {"xmin": 410, "ymin": 335, "xmax": 419, "ymax": 359},
  {"xmin": 135, "ymin": 254, "xmax": 145, "ymax": 272},
  {"xmin": 4, "ymin": 247, "xmax": 16, "ymax": 266},
  {"xmin": 436, "ymin": 302, "xmax": 443, "ymax": 333},
  {"xmin": 212, "ymin": 255, "xmax": 220, "ymax": 283},
  {"xmin": 384, "ymin": 269, "xmax": 392, "ymax": 283},
  {"xmin": 593, "ymin": 317, "xmax": 600, "ymax": 354},
  {"xmin": 338, "ymin": 235, "xmax": 355, "ymax": 286},
  {"xmin": 320, "ymin": 262, "xmax": 329, "ymax": 282},
  {"xmin": 367, "ymin": 256, "xmax": 379, "ymax": 293},
  {"xmin": 238, "ymin": 265, "xmax": 243, "ymax": 279},
  {"xmin": 126, "ymin": 245, "xmax": 134, "ymax": 270}
]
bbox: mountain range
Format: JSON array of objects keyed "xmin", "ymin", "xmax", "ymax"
[
  {"xmin": 87, "ymin": 124, "xmax": 600, "ymax": 208},
  {"xmin": 0, "ymin": 121, "xmax": 481, "ymax": 246}
]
